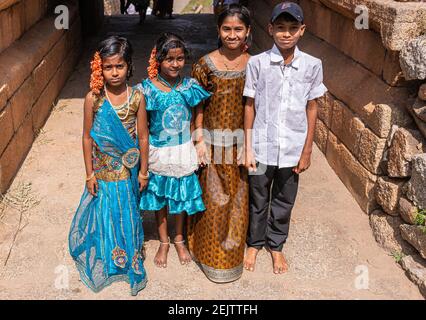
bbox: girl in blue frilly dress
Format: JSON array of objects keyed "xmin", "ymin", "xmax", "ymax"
[{"xmin": 139, "ymin": 32, "xmax": 210, "ymax": 268}]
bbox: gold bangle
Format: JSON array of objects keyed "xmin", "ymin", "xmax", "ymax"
[
  {"xmin": 139, "ymin": 171, "xmax": 149, "ymax": 180},
  {"xmin": 86, "ymin": 172, "xmax": 95, "ymax": 181}
]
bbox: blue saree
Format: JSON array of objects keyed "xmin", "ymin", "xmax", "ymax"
[{"xmin": 69, "ymin": 89, "xmax": 147, "ymax": 296}]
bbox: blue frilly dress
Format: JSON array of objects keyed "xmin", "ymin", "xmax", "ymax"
[
  {"xmin": 139, "ymin": 77, "xmax": 211, "ymax": 215},
  {"xmin": 69, "ymin": 88, "xmax": 147, "ymax": 296}
]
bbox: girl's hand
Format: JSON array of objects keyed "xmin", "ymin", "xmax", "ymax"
[
  {"xmin": 138, "ymin": 172, "xmax": 149, "ymax": 192},
  {"xmin": 87, "ymin": 176, "xmax": 99, "ymax": 197},
  {"xmin": 195, "ymin": 141, "xmax": 208, "ymax": 167},
  {"xmin": 237, "ymin": 145, "xmax": 245, "ymax": 166},
  {"xmin": 293, "ymin": 151, "xmax": 312, "ymax": 174},
  {"xmin": 245, "ymin": 148, "xmax": 257, "ymax": 172}
]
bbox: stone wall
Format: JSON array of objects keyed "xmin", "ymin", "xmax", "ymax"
[
  {"xmin": 249, "ymin": 0, "xmax": 426, "ymax": 295},
  {"xmin": 0, "ymin": 0, "xmax": 82, "ymax": 194}
]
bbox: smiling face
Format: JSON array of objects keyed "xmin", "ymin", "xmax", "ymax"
[
  {"xmin": 159, "ymin": 47, "xmax": 185, "ymax": 79},
  {"xmin": 218, "ymin": 15, "xmax": 250, "ymax": 51},
  {"xmin": 102, "ymin": 54, "xmax": 129, "ymax": 87},
  {"xmin": 268, "ymin": 15, "xmax": 305, "ymax": 51}
]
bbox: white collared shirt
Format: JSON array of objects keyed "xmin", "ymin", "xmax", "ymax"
[{"xmin": 244, "ymin": 45, "xmax": 327, "ymax": 168}]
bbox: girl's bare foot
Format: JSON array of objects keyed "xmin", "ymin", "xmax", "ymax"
[
  {"xmin": 269, "ymin": 250, "xmax": 288, "ymax": 274},
  {"xmin": 243, "ymin": 247, "xmax": 259, "ymax": 272},
  {"xmin": 174, "ymin": 239, "xmax": 192, "ymax": 265},
  {"xmin": 154, "ymin": 239, "xmax": 170, "ymax": 268}
]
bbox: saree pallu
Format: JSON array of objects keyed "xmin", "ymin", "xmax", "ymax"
[{"xmin": 69, "ymin": 95, "xmax": 147, "ymax": 296}]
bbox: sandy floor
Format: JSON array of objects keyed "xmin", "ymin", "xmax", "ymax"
[{"xmin": 0, "ymin": 14, "xmax": 423, "ymax": 300}]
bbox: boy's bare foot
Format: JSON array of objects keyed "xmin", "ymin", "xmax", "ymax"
[
  {"xmin": 243, "ymin": 247, "xmax": 259, "ymax": 272},
  {"xmin": 269, "ymin": 249, "xmax": 288, "ymax": 274},
  {"xmin": 174, "ymin": 240, "xmax": 192, "ymax": 265},
  {"xmin": 154, "ymin": 239, "xmax": 170, "ymax": 268}
]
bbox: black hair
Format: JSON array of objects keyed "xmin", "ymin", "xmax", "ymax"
[
  {"xmin": 97, "ymin": 35, "xmax": 134, "ymax": 79},
  {"xmin": 271, "ymin": 12, "xmax": 303, "ymax": 25},
  {"xmin": 154, "ymin": 32, "xmax": 190, "ymax": 64},
  {"xmin": 217, "ymin": 4, "xmax": 252, "ymax": 48}
]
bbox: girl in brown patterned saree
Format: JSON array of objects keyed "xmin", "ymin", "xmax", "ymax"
[{"xmin": 187, "ymin": 4, "xmax": 252, "ymax": 283}]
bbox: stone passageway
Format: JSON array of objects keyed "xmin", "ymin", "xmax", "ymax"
[{"xmin": 0, "ymin": 12, "xmax": 423, "ymax": 299}]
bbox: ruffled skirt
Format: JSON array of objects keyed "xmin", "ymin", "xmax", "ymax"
[
  {"xmin": 140, "ymin": 141, "xmax": 205, "ymax": 215},
  {"xmin": 69, "ymin": 179, "xmax": 147, "ymax": 296}
]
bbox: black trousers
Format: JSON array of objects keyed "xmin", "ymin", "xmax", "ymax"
[{"xmin": 247, "ymin": 163, "xmax": 299, "ymax": 251}]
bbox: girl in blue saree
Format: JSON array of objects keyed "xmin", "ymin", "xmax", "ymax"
[
  {"xmin": 140, "ymin": 33, "xmax": 210, "ymax": 268},
  {"xmin": 69, "ymin": 36, "xmax": 149, "ymax": 296}
]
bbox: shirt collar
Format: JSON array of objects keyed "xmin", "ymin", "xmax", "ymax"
[{"xmin": 270, "ymin": 44, "xmax": 301, "ymax": 69}]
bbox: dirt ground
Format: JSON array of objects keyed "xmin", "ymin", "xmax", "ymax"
[{"xmin": 0, "ymin": 13, "xmax": 423, "ymax": 300}]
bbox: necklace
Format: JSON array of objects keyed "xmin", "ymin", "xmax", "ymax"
[
  {"xmin": 157, "ymin": 73, "xmax": 181, "ymax": 90},
  {"xmin": 104, "ymin": 84, "xmax": 130, "ymax": 120},
  {"xmin": 219, "ymin": 48, "xmax": 242, "ymax": 71}
]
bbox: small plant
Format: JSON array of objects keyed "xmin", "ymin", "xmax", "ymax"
[
  {"xmin": 391, "ymin": 251, "xmax": 405, "ymax": 263},
  {"xmin": 414, "ymin": 208, "xmax": 426, "ymax": 226}
]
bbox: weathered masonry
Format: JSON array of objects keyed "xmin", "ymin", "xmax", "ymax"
[
  {"xmin": 0, "ymin": 0, "xmax": 104, "ymax": 194},
  {"xmin": 249, "ymin": 0, "xmax": 426, "ymax": 294}
]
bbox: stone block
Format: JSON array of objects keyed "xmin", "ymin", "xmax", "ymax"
[
  {"xmin": 419, "ymin": 84, "xmax": 426, "ymax": 101},
  {"xmin": 375, "ymin": 176, "xmax": 406, "ymax": 216},
  {"xmin": 317, "ymin": 92, "xmax": 334, "ymax": 128},
  {"xmin": 10, "ymin": 77, "xmax": 35, "ymax": 132},
  {"xmin": 0, "ymin": 103, "xmax": 14, "ymax": 156},
  {"xmin": 330, "ymin": 98, "xmax": 365, "ymax": 157},
  {"xmin": 314, "ymin": 118, "xmax": 328, "ymax": 154},
  {"xmin": 399, "ymin": 197, "xmax": 419, "ymax": 225},
  {"xmin": 358, "ymin": 128, "xmax": 387, "ymax": 175},
  {"xmin": 400, "ymin": 224, "xmax": 426, "ymax": 259},
  {"xmin": 388, "ymin": 127, "xmax": 426, "ymax": 177},
  {"xmin": 412, "ymin": 98, "xmax": 426, "ymax": 122},
  {"xmin": 383, "ymin": 50, "xmax": 408, "ymax": 87},
  {"xmin": 326, "ymin": 131, "xmax": 377, "ymax": 213},
  {"xmin": 369, "ymin": 210, "xmax": 416, "ymax": 255},
  {"xmin": 400, "ymin": 255, "xmax": 426, "ymax": 298},
  {"xmin": 406, "ymin": 154, "xmax": 426, "ymax": 209},
  {"xmin": 400, "ymin": 34, "xmax": 426, "ymax": 80}
]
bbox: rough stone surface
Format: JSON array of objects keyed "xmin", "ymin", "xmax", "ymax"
[
  {"xmin": 375, "ymin": 177, "xmax": 406, "ymax": 216},
  {"xmin": 399, "ymin": 197, "xmax": 419, "ymax": 225},
  {"xmin": 406, "ymin": 154, "xmax": 426, "ymax": 209},
  {"xmin": 400, "ymin": 225, "xmax": 426, "ymax": 259},
  {"xmin": 370, "ymin": 210, "xmax": 416, "ymax": 255},
  {"xmin": 326, "ymin": 132, "xmax": 377, "ymax": 213},
  {"xmin": 358, "ymin": 128, "xmax": 387, "ymax": 175},
  {"xmin": 419, "ymin": 84, "xmax": 426, "ymax": 101},
  {"xmin": 400, "ymin": 35, "xmax": 426, "ymax": 80},
  {"xmin": 413, "ymin": 98, "xmax": 426, "ymax": 122},
  {"xmin": 400, "ymin": 255, "xmax": 426, "ymax": 297},
  {"xmin": 315, "ymin": 118, "xmax": 328, "ymax": 154},
  {"xmin": 388, "ymin": 127, "xmax": 426, "ymax": 177}
]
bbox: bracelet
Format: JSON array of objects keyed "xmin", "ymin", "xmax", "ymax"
[
  {"xmin": 86, "ymin": 172, "xmax": 95, "ymax": 181},
  {"xmin": 139, "ymin": 171, "xmax": 150, "ymax": 180}
]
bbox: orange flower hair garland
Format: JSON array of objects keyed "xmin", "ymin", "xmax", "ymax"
[
  {"xmin": 147, "ymin": 47, "xmax": 160, "ymax": 80},
  {"xmin": 90, "ymin": 51, "xmax": 104, "ymax": 95}
]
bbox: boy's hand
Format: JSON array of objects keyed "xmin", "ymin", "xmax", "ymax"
[
  {"xmin": 87, "ymin": 176, "xmax": 98, "ymax": 197},
  {"xmin": 245, "ymin": 148, "xmax": 257, "ymax": 172},
  {"xmin": 293, "ymin": 151, "xmax": 312, "ymax": 174}
]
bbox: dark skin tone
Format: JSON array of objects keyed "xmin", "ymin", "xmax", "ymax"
[
  {"xmin": 244, "ymin": 17, "xmax": 318, "ymax": 275},
  {"xmin": 194, "ymin": 15, "xmax": 251, "ymax": 167},
  {"xmin": 83, "ymin": 54, "xmax": 149, "ymax": 198},
  {"xmin": 149, "ymin": 47, "xmax": 194, "ymax": 267}
]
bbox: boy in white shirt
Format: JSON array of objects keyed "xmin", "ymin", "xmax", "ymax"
[{"xmin": 243, "ymin": 2, "xmax": 327, "ymax": 274}]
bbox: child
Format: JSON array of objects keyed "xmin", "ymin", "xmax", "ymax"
[
  {"xmin": 187, "ymin": 4, "xmax": 251, "ymax": 283},
  {"xmin": 243, "ymin": 2, "xmax": 327, "ymax": 274},
  {"xmin": 69, "ymin": 36, "xmax": 149, "ymax": 296},
  {"xmin": 139, "ymin": 33, "xmax": 210, "ymax": 268}
]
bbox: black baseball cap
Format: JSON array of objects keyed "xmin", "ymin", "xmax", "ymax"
[{"xmin": 271, "ymin": 2, "xmax": 304, "ymax": 23}]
